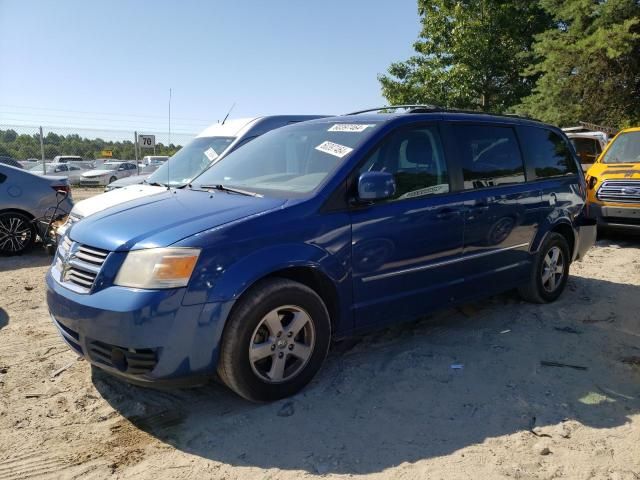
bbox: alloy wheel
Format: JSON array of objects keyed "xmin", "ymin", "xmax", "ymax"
[
  {"xmin": 541, "ymin": 246, "xmax": 564, "ymax": 292},
  {"xmin": 249, "ymin": 305, "xmax": 315, "ymax": 384},
  {"xmin": 0, "ymin": 214, "xmax": 33, "ymax": 253}
]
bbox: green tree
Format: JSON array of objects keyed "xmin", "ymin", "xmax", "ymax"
[
  {"xmin": 0, "ymin": 130, "xmax": 183, "ymax": 161},
  {"xmin": 517, "ymin": 0, "xmax": 640, "ymax": 128},
  {"xmin": 379, "ymin": 0, "xmax": 552, "ymax": 112}
]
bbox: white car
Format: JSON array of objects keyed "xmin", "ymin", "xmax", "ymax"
[
  {"xmin": 57, "ymin": 115, "xmax": 327, "ymax": 237},
  {"xmin": 562, "ymin": 127, "xmax": 610, "ymax": 172},
  {"xmin": 52, "ymin": 155, "xmax": 85, "ymax": 163},
  {"xmin": 141, "ymin": 155, "xmax": 169, "ymax": 167},
  {"xmin": 79, "ymin": 161, "xmax": 138, "ymax": 187},
  {"xmin": 30, "ymin": 162, "xmax": 95, "ymax": 185}
]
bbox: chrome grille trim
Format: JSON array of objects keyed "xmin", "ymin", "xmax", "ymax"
[
  {"xmin": 55, "ymin": 237, "xmax": 110, "ymax": 293},
  {"xmin": 597, "ymin": 180, "xmax": 640, "ymax": 203}
]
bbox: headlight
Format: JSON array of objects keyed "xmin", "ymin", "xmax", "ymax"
[
  {"xmin": 56, "ymin": 213, "xmax": 82, "ymax": 237},
  {"xmin": 114, "ymin": 247, "xmax": 201, "ymax": 289}
]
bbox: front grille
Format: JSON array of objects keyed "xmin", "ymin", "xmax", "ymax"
[
  {"xmin": 88, "ymin": 339, "xmax": 158, "ymax": 375},
  {"xmin": 80, "ymin": 179, "xmax": 101, "ymax": 185},
  {"xmin": 57, "ymin": 238, "xmax": 109, "ymax": 293},
  {"xmin": 597, "ymin": 180, "xmax": 640, "ymax": 203}
]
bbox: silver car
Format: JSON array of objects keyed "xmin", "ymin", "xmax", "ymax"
[
  {"xmin": 79, "ymin": 161, "xmax": 138, "ymax": 187},
  {"xmin": 30, "ymin": 162, "xmax": 95, "ymax": 185},
  {"xmin": 0, "ymin": 164, "xmax": 74, "ymax": 255}
]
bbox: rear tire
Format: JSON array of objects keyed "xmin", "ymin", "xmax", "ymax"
[
  {"xmin": 518, "ymin": 232, "xmax": 570, "ymax": 303},
  {"xmin": 217, "ymin": 278, "xmax": 331, "ymax": 402},
  {"xmin": 0, "ymin": 211, "xmax": 36, "ymax": 255}
]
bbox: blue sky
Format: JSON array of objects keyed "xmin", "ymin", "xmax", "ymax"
[{"xmin": 0, "ymin": 0, "xmax": 420, "ymax": 136}]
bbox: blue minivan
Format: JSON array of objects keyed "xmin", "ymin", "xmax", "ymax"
[{"xmin": 46, "ymin": 107, "xmax": 596, "ymax": 401}]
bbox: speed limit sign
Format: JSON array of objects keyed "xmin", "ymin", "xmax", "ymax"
[{"xmin": 138, "ymin": 134, "xmax": 155, "ymax": 149}]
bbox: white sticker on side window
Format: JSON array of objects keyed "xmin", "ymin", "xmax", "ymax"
[
  {"xmin": 398, "ymin": 183, "xmax": 450, "ymax": 199},
  {"xmin": 328, "ymin": 124, "xmax": 373, "ymax": 133},
  {"xmin": 315, "ymin": 141, "xmax": 354, "ymax": 158},
  {"xmin": 204, "ymin": 147, "xmax": 219, "ymax": 162}
]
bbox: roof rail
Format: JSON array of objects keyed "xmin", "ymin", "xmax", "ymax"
[
  {"xmin": 344, "ymin": 105, "xmax": 442, "ymax": 116},
  {"xmin": 344, "ymin": 105, "xmax": 540, "ymax": 123}
]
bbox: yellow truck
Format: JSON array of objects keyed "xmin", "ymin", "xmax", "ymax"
[{"xmin": 586, "ymin": 127, "xmax": 640, "ymax": 230}]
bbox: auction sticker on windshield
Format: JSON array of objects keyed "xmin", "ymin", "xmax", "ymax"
[
  {"xmin": 328, "ymin": 124, "xmax": 373, "ymax": 133},
  {"xmin": 204, "ymin": 147, "xmax": 219, "ymax": 162},
  {"xmin": 315, "ymin": 141, "xmax": 353, "ymax": 158}
]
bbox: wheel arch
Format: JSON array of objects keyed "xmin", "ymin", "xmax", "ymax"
[
  {"xmin": 550, "ymin": 222, "xmax": 576, "ymax": 259},
  {"xmin": 261, "ymin": 266, "xmax": 341, "ymax": 334},
  {"xmin": 0, "ymin": 208, "xmax": 36, "ymax": 220},
  {"xmin": 221, "ymin": 264, "xmax": 343, "ymax": 339},
  {"xmin": 531, "ymin": 219, "xmax": 576, "ymax": 260}
]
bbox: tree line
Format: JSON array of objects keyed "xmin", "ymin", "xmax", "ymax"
[
  {"xmin": 0, "ymin": 129, "xmax": 182, "ymax": 161},
  {"xmin": 380, "ymin": 0, "xmax": 640, "ymax": 129}
]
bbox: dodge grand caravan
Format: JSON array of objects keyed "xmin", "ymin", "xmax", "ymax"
[{"xmin": 47, "ymin": 107, "xmax": 596, "ymax": 402}]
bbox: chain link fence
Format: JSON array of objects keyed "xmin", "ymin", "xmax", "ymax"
[{"xmin": 0, "ymin": 124, "xmax": 195, "ymax": 168}]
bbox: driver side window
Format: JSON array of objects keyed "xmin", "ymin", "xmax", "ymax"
[{"xmin": 359, "ymin": 125, "xmax": 450, "ymax": 200}]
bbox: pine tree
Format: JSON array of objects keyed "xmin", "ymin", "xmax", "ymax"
[
  {"xmin": 518, "ymin": 0, "xmax": 640, "ymax": 128},
  {"xmin": 378, "ymin": 0, "xmax": 552, "ymax": 112}
]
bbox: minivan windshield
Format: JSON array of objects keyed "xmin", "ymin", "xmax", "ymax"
[
  {"xmin": 147, "ymin": 136, "xmax": 235, "ymax": 187},
  {"xmin": 192, "ymin": 121, "xmax": 381, "ymax": 194},
  {"xmin": 602, "ymin": 131, "xmax": 640, "ymax": 164}
]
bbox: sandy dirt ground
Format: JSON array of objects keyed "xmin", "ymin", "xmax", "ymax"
[{"xmin": 0, "ymin": 200, "xmax": 639, "ymax": 479}]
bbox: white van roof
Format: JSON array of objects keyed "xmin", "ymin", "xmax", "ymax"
[{"xmin": 196, "ymin": 118, "xmax": 260, "ymax": 138}]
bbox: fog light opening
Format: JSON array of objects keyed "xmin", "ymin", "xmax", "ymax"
[{"xmin": 111, "ymin": 348, "xmax": 128, "ymax": 372}]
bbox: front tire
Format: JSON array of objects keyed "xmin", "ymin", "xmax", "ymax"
[
  {"xmin": 217, "ymin": 278, "xmax": 331, "ymax": 402},
  {"xmin": 0, "ymin": 212, "xmax": 36, "ymax": 255},
  {"xmin": 109, "ymin": 176, "xmax": 117, "ymax": 184},
  {"xmin": 519, "ymin": 232, "xmax": 570, "ymax": 303}
]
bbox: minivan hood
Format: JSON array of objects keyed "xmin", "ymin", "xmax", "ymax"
[
  {"xmin": 69, "ymin": 188, "xmax": 286, "ymax": 251},
  {"xmin": 72, "ymin": 184, "xmax": 165, "ymax": 218}
]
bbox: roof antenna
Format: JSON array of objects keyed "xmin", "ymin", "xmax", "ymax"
[
  {"xmin": 167, "ymin": 87, "xmax": 172, "ymax": 190},
  {"xmin": 221, "ymin": 102, "xmax": 236, "ymax": 125}
]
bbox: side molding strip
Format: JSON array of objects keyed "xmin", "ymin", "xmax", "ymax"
[{"xmin": 362, "ymin": 242, "xmax": 530, "ymax": 283}]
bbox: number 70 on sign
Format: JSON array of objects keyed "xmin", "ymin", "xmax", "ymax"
[{"xmin": 138, "ymin": 134, "xmax": 155, "ymax": 149}]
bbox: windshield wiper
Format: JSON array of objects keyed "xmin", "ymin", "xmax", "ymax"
[
  {"xmin": 144, "ymin": 180, "xmax": 165, "ymax": 187},
  {"xmin": 200, "ymin": 184, "xmax": 262, "ymax": 197}
]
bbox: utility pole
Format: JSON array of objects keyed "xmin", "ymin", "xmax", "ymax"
[
  {"xmin": 39, "ymin": 126, "xmax": 45, "ymax": 174},
  {"xmin": 134, "ymin": 131, "xmax": 139, "ymax": 175}
]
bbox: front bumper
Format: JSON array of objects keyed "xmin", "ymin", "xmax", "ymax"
[
  {"xmin": 79, "ymin": 177, "xmax": 108, "ymax": 187},
  {"xmin": 590, "ymin": 203, "xmax": 640, "ymax": 230},
  {"xmin": 46, "ymin": 270, "xmax": 232, "ymax": 386},
  {"xmin": 575, "ymin": 215, "xmax": 597, "ymax": 261}
]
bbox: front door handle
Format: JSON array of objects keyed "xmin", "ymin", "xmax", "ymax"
[{"xmin": 436, "ymin": 208, "xmax": 461, "ymax": 220}]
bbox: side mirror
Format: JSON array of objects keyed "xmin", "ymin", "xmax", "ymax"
[{"xmin": 357, "ymin": 171, "xmax": 396, "ymax": 201}]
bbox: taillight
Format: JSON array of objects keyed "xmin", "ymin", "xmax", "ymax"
[{"xmin": 52, "ymin": 185, "xmax": 70, "ymax": 194}]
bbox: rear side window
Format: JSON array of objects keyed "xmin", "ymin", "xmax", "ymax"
[
  {"xmin": 519, "ymin": 127, "xmax": 578, "ymax": 178},
  {"xmin": 452, "ymin": 124, "xmax": 525, "ymax": 189},
  {"xmin": 359, "ymin": 125, "xmax": 450, "ymax": 200}
]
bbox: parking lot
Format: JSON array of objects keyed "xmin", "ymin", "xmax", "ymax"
[{"xmin": 0, "ymin": 188, "xmax": 638, "ymax": 479}]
